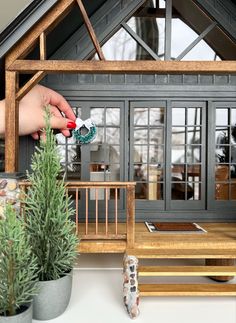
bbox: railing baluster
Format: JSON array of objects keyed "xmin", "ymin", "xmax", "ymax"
[
  {"xmin": 75, "ymin": 188, "xmax": 79, "ymax": 235},
  {"xmin": 115, "ymin": 188, "xmax": 118, "ymax": 235},
  {"xmin": 86, "ymin": 188, "xmax": 88, "ymax": 235},
  {"xmin": 19, "ymin": 181, "xmax": 136, "ymax": 243},
  {"xmin": 105, "ymin": 188, "xmax": 108, "ymax": 235},
  {"xmin": 95, "ymin": 188, "xmax": 98, "ymax": 234}
]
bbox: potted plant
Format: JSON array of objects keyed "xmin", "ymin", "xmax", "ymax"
[
  {"xmin": 25, "ymin": 107, "xmax": 79, "ymax": 320},
  {"xmin": 0, "ymin": 203, "xmax": 38, "ymax": 323}
]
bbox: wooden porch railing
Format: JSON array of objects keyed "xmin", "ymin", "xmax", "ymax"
[{"xmin": 19, "ymin": 181, "xmax": 136, "ymax": 248}]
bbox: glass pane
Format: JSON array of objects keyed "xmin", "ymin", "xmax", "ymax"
[
  {"xmin": 216, "ymin": 109, "xmax": 228, "ymax": 126},
  {"xmin": 90, "ymin": 169, "xmax": 111, "ymax": 182},
  {"xmin": 171, "ymin": 164, "xmax": 184, "ymax": 179},
  {"xmin": 188, "ymin": 108, "xmax": 201, "ymax": 125},
  {"xmin": 90, "ymin": 144, "xmax": 110, "ymax": 163},
  {"xmin": 171, "ymin": 181, "xmax": 194, "ymax": 200},
  {"xmin": 67, "ymin": 163, "xmax": 81, "ymax": 180},
  {"xmin": 172, "ymin": 108, "xmax": 185, "ymax": 125},
  {"xmin": 215, "ymin": 165, "xmax": 229, "ymax": 181},
  {"xmin": 148, "ymin": 165, "xmax": 163, "ymax": 181},
  {"xmin": 150, "ymin": 108, "xmax": 164, "ymax": 125},
  {"xmin": 93, "ymin": 127, "xmax": 104, "ymax": 143},
  {"xmin": 187, "ymin": 164, "xmax": 201, "ymax": 181},
  {"xmin": 215, "ymin": 145, "xmax": 229, "ymax": 163},
  {"xmin": 135, "ymin": 183, "xmax": 147, "ymax": 199},
  {"xmin": 134, "ymin": 146, "xmax": 148, "ymax": 163},
  {"xmin": 231, "ymin": 109, "xmax": 236, "ymax": 125},
  {"xmin": 106, "ymin": 128, "xmax": 120, "ymax": 144},
  {"xmin": 215, "ymin": 127, "xmax": 229, "ymax": 144},
  {"xmin": 231, "ymin": 163, "xmax": 236, "ymax": 179},
  {"xmin": 172, "ymin": 146, "xmax": 185, "ymax": 163},
  {"xmin": 134, "ymin": 108, "xmax": 148, "ymax": 125},
  {"xmin": 91, "ymin": 108, "xmax": 104, "ymax": 126},
  {"xmin": 187, "ymin": 127, "xmax": 201, "ymax": 144},
  {"xmin": 134, "ymin": 128, "xmax": 148, "ymax": 144},
  {"xmin": 149, "ymin": 128, "xmax": 164, "ymax": 144},
  {"xmin": 106, "ymin": 108, "xmax": 120, "ymax": 126},
  {"xmin": 187, "ymin": 146, "xmax": 201, "ymax": 163},
  {"xmin": 191, "ymin": 182, "xmax": 201, "ymax": 200},
  {"xmin": 148, "ymin": 182, "xmax": 163, "ymax": 200},
  {"xmin": 133, "ymin": 164, "xmax": 147, "ymax": 181},
  {"xmin": 215, "ymin": 183, "xmax": 229, "ymax": 200},
  {"xmin": 149, "ymin": 146, "xmax": 164, "ymax": 163},
  {"xmin": 172, "ymin": 127, "xmax": 185, "ymax": 145}
]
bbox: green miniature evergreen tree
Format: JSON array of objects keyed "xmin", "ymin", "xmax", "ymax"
[
  {"xmin": 25, "ymin": 106, "xmax": 78, "ymax": 281},
  {"xmin": 0, "ymin": 204, "xmax": 38, "ymax": 316}
]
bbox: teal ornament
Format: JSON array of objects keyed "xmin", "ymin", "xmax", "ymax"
[{"xmin": 72, "ymin": 118, "xmax": 97, "ymax": 144}]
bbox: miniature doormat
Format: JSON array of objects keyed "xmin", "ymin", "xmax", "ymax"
[
  {"xmin": 145, "ymin": 221, "xmax": 207, "ymax": 233},
  {"xmin": 123, "ymin": 254, "xmax": 140, "ymax": 319}
]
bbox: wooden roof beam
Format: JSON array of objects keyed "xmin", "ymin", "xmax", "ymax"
[
  {"xmin": 8, "ymin": 60, "xmax": 236, "ymax": 74},
  {"xmin": 76, "ymin": 0, "xmax": 105, "ymax": 60}
]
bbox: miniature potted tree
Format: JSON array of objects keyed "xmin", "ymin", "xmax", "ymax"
[
  {"xmin": 0, "ymin": 204, "xmax": 38, "ymax": 323},
  {"xmin": 25, "ymin": 107, "xmax": 79, "ymax": 320}
]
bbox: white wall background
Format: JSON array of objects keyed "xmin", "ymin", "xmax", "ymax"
[{"xmin": 0, "ymin": 0, "xmax": 32, "ymax": 32}]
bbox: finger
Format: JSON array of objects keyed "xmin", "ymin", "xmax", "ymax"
[
  {"xmin": 31, "ymin": 132, "xmax": 39, "ymax": 140},
  {"xmin": 50, "ymin": 114, "xmax": 75, "ymax": 129},
  {"xmin": 44, "ymin": 86, "xmax": 76, "ymax": 121}
]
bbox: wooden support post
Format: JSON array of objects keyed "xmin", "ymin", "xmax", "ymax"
[
  {"xmin": 76, "ymin": 0, "xmax": 105, "ymax": 60},
  {"xmin": 5, "ymin": 71, "xmax": 19, "ymax": 172},
  {"xmin": 126, "ymin": 184, "xmax": 135, "ymax": 248}
]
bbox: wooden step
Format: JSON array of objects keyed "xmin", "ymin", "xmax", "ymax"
[
  {"xmin": 126, "ymin": 248, "xmax": 236, "ymax": 259},
  {"xmin": 139, "ymin": 284, "xmax": 236, "ymax": 296},
  {"xmin": 138, "ymin": 266, "xmax": 236, "ymax": 277}
]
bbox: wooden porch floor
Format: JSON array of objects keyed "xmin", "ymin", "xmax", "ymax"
[{"xmin": 78, "ymin": 222, "xmax": 236, "ymax": 258}]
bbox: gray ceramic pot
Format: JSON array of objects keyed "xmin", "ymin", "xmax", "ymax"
[
  {"xmin": 33, "ymin": 270, "xmax": 73, "ymax": 320},
  {"xmin": 0, "ymin": 303, "xmax": 32, "ymax": 323}
]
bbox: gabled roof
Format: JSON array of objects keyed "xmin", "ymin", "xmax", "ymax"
[{"xmin": 0, "ymin": 0, "xmax": 235, "ymax": 99}]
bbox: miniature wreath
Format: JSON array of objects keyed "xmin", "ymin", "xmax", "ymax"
[{"xmin": 72, "ymin": 118, "xmax": 97, "ymax": 144}]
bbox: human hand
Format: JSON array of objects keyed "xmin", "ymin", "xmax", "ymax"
[{"xmin": 18, "ymin": 84, "xmax": 76, "ymax": 139}]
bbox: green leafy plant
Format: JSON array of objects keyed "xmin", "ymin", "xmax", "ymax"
[
  {"xmin": 0, "ymin": 204, "xmax": 38, "ymax": 317},
  {"xmin": 25, "ymin": 106, "xmax": 78, "ymax": 281}
]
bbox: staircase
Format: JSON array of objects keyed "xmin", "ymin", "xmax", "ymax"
[
  {"xmin": 123, "ymin": 249, "xmax": 236, "ymax": 318},
  {"xmin": 139, "ymin": 265, "xmax": 236, "ymax": 297}
]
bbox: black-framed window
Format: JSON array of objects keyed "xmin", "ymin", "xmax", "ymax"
[
  {"xmin": 129, "ymin": 101, "xmax": 206, "ymax": 211},
  {"xmin": 54, "ymin": 98, "xmax": 236, "ymax": 219}
]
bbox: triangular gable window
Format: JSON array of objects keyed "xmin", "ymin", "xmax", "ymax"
[{"xmin": 94, "ymin": 0, "xmax": 223, "ymax": 61}]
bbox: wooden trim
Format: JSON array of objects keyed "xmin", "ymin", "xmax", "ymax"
[
  {"xmin": 5, "ymin": 0, "xmax": 75, "ymax": 68},
  {"xmin": 5, "ymin": 71, "xmax": 18, "ymax": 172},
  {"xmin": 16, "ymin": 71, "xmax": 46, "ymax": 100},
  {"xmin": 139, "ymin": 283, "xmax": 236, "ymax": 296},
  {"xmin": 126, "ymin": 248, "xmax": 236, "ymax": 259},
  {"xmin": 9, "ymin": 60, "xmax": 236, "ymax": 74},
  {"xmin": 76, "ymin": 0, "xmax": 105, "ymax": 60},
  {"xmin": 138, "ymin": 266, "xmax": 236, "ymax": 276}
]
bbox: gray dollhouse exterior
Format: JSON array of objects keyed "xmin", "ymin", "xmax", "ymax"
[{"xmin": 0, "ymin": 0, "xmax": 236, "ymax": 221}]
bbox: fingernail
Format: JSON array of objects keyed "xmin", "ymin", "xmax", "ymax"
[{"xmin": 67, "ymin": 121, "xmax": 76, "ymax": 129}]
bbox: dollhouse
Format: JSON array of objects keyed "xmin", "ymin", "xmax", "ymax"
[{"xmin": 1, "ymin": 0, "xmax": 236, "ymax": 317}]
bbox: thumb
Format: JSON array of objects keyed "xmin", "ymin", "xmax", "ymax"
[{"xmin": 50, "ymin": 116, "xmax": 76, "ymax": 130}]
